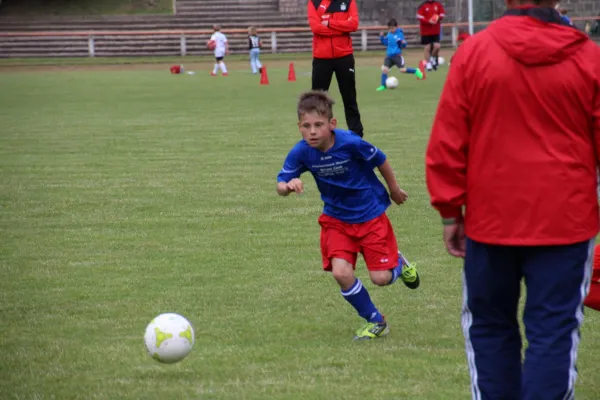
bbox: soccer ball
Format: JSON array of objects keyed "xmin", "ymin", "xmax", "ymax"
[
  {"xmin": 438, "ymin": 56, "xmax": 446, "ymax": 65},
  {"xmin": 207, "ymin": 40, "xmax": 216, "ymax": 50},
  {"xmin": 385, "ymin": 76, "xmax": 399, "ymax": 89},
  {"xmin": 144, "ymin": 313, "xmax": 195, "ymax": 364}
]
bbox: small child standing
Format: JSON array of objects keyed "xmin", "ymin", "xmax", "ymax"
[
  {"xmin": 209, "ymin": 24, "xmax": 229, "ymax": 76},
  {"xmin": 248, "ymin": 26, "xmax": 263, "ymax": 75},
  {"xmin": 377, "ymin": 18, "xmax": 424, "ymax": 91},
  {"xmin": 276, "ymin": 91, "xmax": 421, "ymax": 340}
]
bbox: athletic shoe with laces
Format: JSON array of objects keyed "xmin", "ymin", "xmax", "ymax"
[
  {"xmin": 398, "ymin": 250, "xmax": 420, "ymax": 289},
  {"xmin": 353, "ymin": 319, "xmax": 389, "ymax": 340}
]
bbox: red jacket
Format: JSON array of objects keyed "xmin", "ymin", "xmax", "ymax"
[
  {"xmin": 425, "ymin": 7, "xmax": 600, "ymax": 246},
  {"xmin": 417, "ymin": 1, "xmax": 445, "ymax": 36},
  {"xmin": 308, "ymin": 0, "xmax": 358, "ymax": 59}
]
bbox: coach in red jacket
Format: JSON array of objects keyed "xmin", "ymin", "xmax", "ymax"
[
  {"xmin": 308, "ymin": 0, "xmax": 363, "ymax": 137},
  {"xmin": 425, "ymin": 2, "xmax": 600, "ymax": 399}
]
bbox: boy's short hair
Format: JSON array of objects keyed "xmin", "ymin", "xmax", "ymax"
[
  {"xmin": 387, "ymin": 18, "xmax": 398, "ymax": 27},
  {"xmin": 297, "ymin": 90, "xmax": 335, "ymax": 120}
]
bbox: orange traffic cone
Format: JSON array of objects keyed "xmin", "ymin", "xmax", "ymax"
[
  {"xmin": 288, "ymin": 62, "xmax": 296, "ymax": 82},
  {"xmin": 260, "ymin": 66, "xmax": 269, "ymax": 85}
]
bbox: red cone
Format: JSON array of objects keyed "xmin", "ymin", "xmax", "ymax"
[
  {"xmin": 288, "ymin": 62, "xmax": 296, "ymax": 82},
  {"xmin": 260, "ymin": 66, "xmax": 269, "ymax": 85}
]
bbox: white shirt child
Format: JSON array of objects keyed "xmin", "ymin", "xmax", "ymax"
[{"xmin": 210, "ymin": 31, "xmax": 228, "ymax": 58}]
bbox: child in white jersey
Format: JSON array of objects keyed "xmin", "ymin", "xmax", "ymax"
[{"xmin": 208, "ymin": 25, "xmax": 229, "ymax": 76}]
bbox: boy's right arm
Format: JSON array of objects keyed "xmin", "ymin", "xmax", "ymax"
[
  {"xmin": 379, "ymin": 33, "xmax": 387, "ymax": 46},
  {"xmin": 277, "ymin": 146, "xmax": 307, "ymax": 196},
  {"xmin": 277, "ymin": 179, "xmax": 304, "ymax": 196}
]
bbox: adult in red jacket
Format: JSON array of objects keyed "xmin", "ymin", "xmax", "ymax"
[
  {"xmin": 308, "ymin": 0, "xmax": 364, "ymax": 137},
  {"xmin": 416, "ymin": 0, "xmax": 445, "ymax": 71},
  {"xmin": 425, "ymin": 2, "xmax": 600, "ymax": 399}
]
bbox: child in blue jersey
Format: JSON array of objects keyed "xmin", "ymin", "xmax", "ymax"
[
  {"xmin": 276, "ymin": 91, "xmax": 421, "ymax": 340},
  {"xmin": 558, "ymin": 7, "xmax": 573, "ymax": 26},
  {"xmin": 377, "ymin": 18, "xmax": 424, "ymax": 91}
]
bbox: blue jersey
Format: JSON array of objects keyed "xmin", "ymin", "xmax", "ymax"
[
  {"xmin": 380, "ymin": 28, "xmax": 406, "ymax": 57},
  {"xmin": 561, "ymin": 15, "xmax": 572, "ymax": 26},
  {"xmin": 277, "ymin": 129, "xmax": 391, "ymax": 224}
]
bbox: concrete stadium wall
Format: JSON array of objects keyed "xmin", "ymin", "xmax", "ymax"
[{"xmin": 279, "ymin": 0, "xmax": 600, "ymax": 25}]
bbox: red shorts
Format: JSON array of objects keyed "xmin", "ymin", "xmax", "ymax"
[
  {"xmin": 319, "ymin": 213, "xmax": 399, "ymax": 271},
  {"xmin": 584, "ymin": 244, "xmax": 600, "ymax": 311}
]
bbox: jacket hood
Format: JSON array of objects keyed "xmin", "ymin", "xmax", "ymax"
[{"xmin": 488, "ymin": 7, "xmax": 589, "ymax": 66}]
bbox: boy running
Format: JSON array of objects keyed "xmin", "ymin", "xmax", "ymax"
[
  {"xmin": 276, "ymin": 91, "xmax": 421, "ymax": 340},
  {"xmin": 377, "ymin": 18, "xmax": 424, "ymax": 91},
  {"xmin": 209, "ymin": 24, "xmax": 229, "ymax": 76}
]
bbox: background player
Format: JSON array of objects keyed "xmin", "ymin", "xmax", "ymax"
[
  {"xmin": 209, "ymin": 24, "xmax": 229, "ymax": 76},
  {"xmin": 584, "ymin": 244, "xmax": 600, "ymax": 311},
  {"xmin": 377, "ymin": 18, "xmax": 424, "ymax": 91},
  {"xmin": 248, "ymin": 26, "xmax": 263, "ymax": 75},
  {"xmin": 276, "ymin": 91, "xmax": 420, "ymax": 340},
  {"xmin": 416, "ymin": 0, "xmax": 445, "ymax": 71}
]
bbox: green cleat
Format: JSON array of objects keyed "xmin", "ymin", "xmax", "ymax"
[
  {"xmin": 399, "ymin": 251, "xmax": 420, "ymax": 289},
  {"xmin": 353, "ymin": 320, "xmax": 389, "ymax": 340},
  {"xmin": 415, "ymin": 69, "xmax": 424, "ymax": 80},
  {"xmin": 376, "ymin": 85, "xmax": 387, "ymax": 91}
]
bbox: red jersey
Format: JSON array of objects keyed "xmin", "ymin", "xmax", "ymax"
[
  {"xmin": 308, "ymin": 0, "xmax": 359, "ymax": 59},
  {"xmin": 425, "ymin": 7, "xmax": 600, "ymax": 246},
  {"xmin": 456, "ymin": 32, "xmax": 471, "ymax": 43},
  {"xmin": 417, "ymin": 1, "xmax": 445, "ymax": 36}
]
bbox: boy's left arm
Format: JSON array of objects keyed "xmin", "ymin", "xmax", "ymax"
[
  {"xmin": 354, "ymin": 139, "xmax": 407, "ymax": 204},
  {"xmin": 438, "ymin": 2, "xmax": 446, "ymax": 20},
  {"xmin": 328, "ymin": 0, "xmax": 359, "ymax": 33},
  {"xmin": 396, "ymin": 29, "xmax": 407, "ymax": 48},
  {"xmin": 377, "ymin": 160, "xmax": 408, "ymax": 205}
]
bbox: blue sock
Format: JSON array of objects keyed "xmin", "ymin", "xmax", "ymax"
[
  {"xmin": 405, "ymin": 68, "xmax": 416, "ymax": 74},
  {"xmin": 386, "ymin": 264, "xmax": 403, "ymax": 285},
  {"xmin": 380, "ymin": 73, "xmax": 388, "ymax": 87},
  {"xmin": 341, "ymin": 279, "xmax": 384, "ymax": 323}
]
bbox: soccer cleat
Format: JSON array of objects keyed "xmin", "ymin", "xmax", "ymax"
[
  {"xmin": 398, "ymin": 251, "xmax": 420, "ymax": 289},
  {"xmin": 210, "ymin": 72, "xmax": 217, "ymax": 76},
  {"xmin": 376, "ymin": 85, "xmax": 387, "ymax": 91},
  {"xmin": 353, "ymin": 320, "xmax": 389, "ymax": 340},
  {"xmin": 222, "ymin": 73, "xmax": 229, "ymax": 76},
  {"xmin": 415, "ymin": 69, "xmax": 424, "ymax": 80}
]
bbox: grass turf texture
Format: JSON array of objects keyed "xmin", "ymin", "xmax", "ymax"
[{"xmin": 1, "ymin": 54, "xmax": 599, "ymax": 399}]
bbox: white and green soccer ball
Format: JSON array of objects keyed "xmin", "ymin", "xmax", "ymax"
[
  {"xmin": 144, "ymin": 313, "xmax": 195, "ymax": 364},
  {"xmin": 385, "ymin": 76, "xmax": 399, "ymax": 89}
]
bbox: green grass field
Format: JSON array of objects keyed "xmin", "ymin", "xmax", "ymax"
[{"xmin": 1, "ymin": 54, "xmax": 599, "ymax": 400}]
